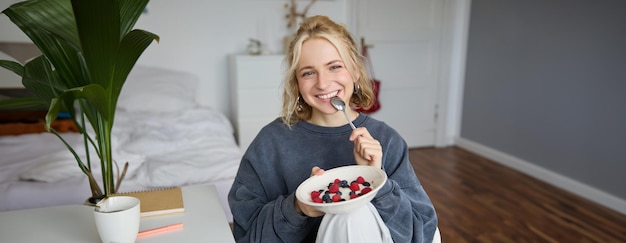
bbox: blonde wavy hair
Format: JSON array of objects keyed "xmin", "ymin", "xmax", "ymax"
[{"xmin": 281, "ymin": 15, "xmax": 374, "ymax": 127}]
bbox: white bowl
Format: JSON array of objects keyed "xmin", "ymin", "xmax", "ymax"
[{"xmin": 295, "ymin": 165, "xmax": 387, "ymax": 215}]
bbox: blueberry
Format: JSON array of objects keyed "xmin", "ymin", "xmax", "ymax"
[{"xmin": 340, "ymin": 180, "xmax": 349, "ymax": 188}]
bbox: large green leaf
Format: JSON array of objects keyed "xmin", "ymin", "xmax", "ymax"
[
  {"xmin": 110, "ymin": 30, "xmax": 160, "ymax": 106},
  {"xmin": 0, "ymin": 97, "xmax": 47, "ymax": 110},
  {"xmin": 0, "ymin": 59, "xmax": 24, "ymax": 76},
  {"xmin": 2, "ymin": 0, "xmax": 86, "ymax": 89},
  {"xmin": 72, "ymin": 0, "xmax": 119, "ymax": 90},
  {"xmin": 71, "ymin": 0, "xmax": 156, "ymax": 124},
  {"xmin": 119, "ymin": 0, "xmax": 150, "ymax": 36},
  {"xmin": 46, "ymin": 84, "xmax": 109, "ymax": 125},
  {"xmin": 3, "ymin": 0, "xmax": 78, "ymax": 44},
  {"xmin": 22, "ymin": 56, "xmax": 66, "ymax": 101}
]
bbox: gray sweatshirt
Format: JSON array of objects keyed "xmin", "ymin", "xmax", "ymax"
[{"xmin": 228, "ymin": 115, "xmax": 438, "ymax": 242}]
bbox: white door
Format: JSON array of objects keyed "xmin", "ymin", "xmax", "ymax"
[{"xmin": 354, "ymin": 0, "xmax": 444, "ymax": 148}]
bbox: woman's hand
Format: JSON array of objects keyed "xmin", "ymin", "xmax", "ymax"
[
  {"xmin": 295, "ymin": 166, "xmax": 326, "ymax": 217},
  {"xmin": 349, "ymin": 127, "xmax": 382, "ymax": 169}
]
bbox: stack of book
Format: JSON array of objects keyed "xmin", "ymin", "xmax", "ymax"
[{"xmin": 116, "ymin": 187, "xmax": 185, "ymax": 218}]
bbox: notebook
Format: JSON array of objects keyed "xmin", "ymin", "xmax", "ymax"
[{"xmin": 115, "ymin": 187, "xmax": 185, "ymax": 217}]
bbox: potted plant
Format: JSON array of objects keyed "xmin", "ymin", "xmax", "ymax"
[{"xmin": 0, "ymin": 0, "xmax": 159, "ymax": 202}]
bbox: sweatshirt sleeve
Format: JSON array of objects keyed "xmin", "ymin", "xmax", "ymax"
[
  {"xmin": 371, "ymin": 137, "xmax": 439, "ymax": 243},
  {"xmin": 228, "ymin": 157, "xmax": 319, "ymax": 242}
]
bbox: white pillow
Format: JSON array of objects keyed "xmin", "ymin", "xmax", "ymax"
[{"xmin": 117, "ymin": 65, "xmax": 198, "ymax": 112}]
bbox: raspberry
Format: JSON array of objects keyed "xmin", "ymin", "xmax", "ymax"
[
  {"xmin": 350, "ymin": 182, "xmax": 360, "ymax": 191},
  {"xmin": 313, "ymin": 197, "xmax": 323, "ymax": 203},
  {"xmin": 328, "ymin": 184, "xmax": 339, "ymax": 193},
  {"xmin": 361, "ymin": 187, "xmax": 372, "ymax": 194},
  {"xmin": 332, "ymin": 194, "xmax": 342, "ymax": 202},
  {"xmin": 311, "ymin": 190, "xmax": 321, "ymax": 199},
  {"xmin": 356, "ymin": 176, "xmax": 366, "ymax": 184}
]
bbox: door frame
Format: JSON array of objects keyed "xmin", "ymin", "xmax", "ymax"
[{"xmin": 347, "ymin": 0, "xmax": 471, "ymax": 147}]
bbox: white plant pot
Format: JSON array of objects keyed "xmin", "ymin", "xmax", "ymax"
[{"xmin": 93, "ymin": 196, "xmax": 141, "ymax": 243}]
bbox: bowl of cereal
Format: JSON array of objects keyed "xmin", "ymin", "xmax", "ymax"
[{"xmin": 295, "ymin": 165, "xmax": 387, "ymax": 215}]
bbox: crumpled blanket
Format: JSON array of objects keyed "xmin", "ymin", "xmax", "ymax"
[{"xmin": 8, "ymin": 107, "xmax": 242, "ymax": 188}]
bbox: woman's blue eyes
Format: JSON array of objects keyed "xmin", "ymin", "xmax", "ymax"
[{"xmin": 301, "ymin": 65, "xmax": 343, "ymax": 77}]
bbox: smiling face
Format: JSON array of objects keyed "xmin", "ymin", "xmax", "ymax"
[{"xmin": 296, "ymin": 38, "xmax": 356, "ymax": 126}]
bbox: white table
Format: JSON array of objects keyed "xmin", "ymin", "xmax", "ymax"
[{"xmin": 0, "ymin": 184, "xmax": 235, "ymax": 242}]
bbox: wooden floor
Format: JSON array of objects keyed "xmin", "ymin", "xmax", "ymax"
[{"xmin": 409, "ymin": 146, "xmax": 626, "ymax": 243}]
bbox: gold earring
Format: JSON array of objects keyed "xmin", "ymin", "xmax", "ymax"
[
  {"xmin": 297, "ymin": 96, "xmax": 303, "ymax": 111},
  {"xmin": 353, "ymin": 83, "xmax": 361, "ymax": 97}
]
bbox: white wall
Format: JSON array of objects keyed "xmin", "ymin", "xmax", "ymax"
[
  {"xmin": 0, "ymin": 0, "xmax": 26, "ymax": 42},
  {"xmin": 133, "ymin": 0, "xmax": 350, "ymax": 118},
  {"xmin": 0, "ymin": 0, "xmax": 351, "ymax": 118},
  {"xmin": 459, "ymin": 0, "xmax": 626, "ymax": 215}
]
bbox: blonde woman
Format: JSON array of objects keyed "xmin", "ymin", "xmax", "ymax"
[{"xmin": 228, "ymin": 15, "xmax": 438, "ymax": 242}]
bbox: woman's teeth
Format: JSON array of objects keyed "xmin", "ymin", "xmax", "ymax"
[{"xmin": 318, "ymin": 91, "xmax": 338, "ymax": 99}]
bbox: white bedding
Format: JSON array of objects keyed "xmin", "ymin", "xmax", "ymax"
[{"xmin": 0, "ymin": 65, "xmax": 242, "ymax": 222}]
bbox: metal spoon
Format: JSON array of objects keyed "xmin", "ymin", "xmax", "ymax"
[{"xmin": 330, "ymin": 97, "xmax": 357, "ymax": 130}]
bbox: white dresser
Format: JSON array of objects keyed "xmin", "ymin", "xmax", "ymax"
[{"xmin": 229, "ymin": 55, "xmax": 285, "ymax": 152}]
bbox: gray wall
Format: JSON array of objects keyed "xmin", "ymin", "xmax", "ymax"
[{"xmin": 462, "ymin": 0, "xmax": 626, "ymax": 200}]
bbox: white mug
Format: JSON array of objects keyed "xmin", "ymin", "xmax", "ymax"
[{"xmin": 93, "ymin": 196, "xmax": 141, "ymax": 243}]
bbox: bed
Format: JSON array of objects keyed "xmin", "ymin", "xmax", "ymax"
[{"xmin": 0, "ymin": 49, "xmax": 242, "ymax": 223}]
